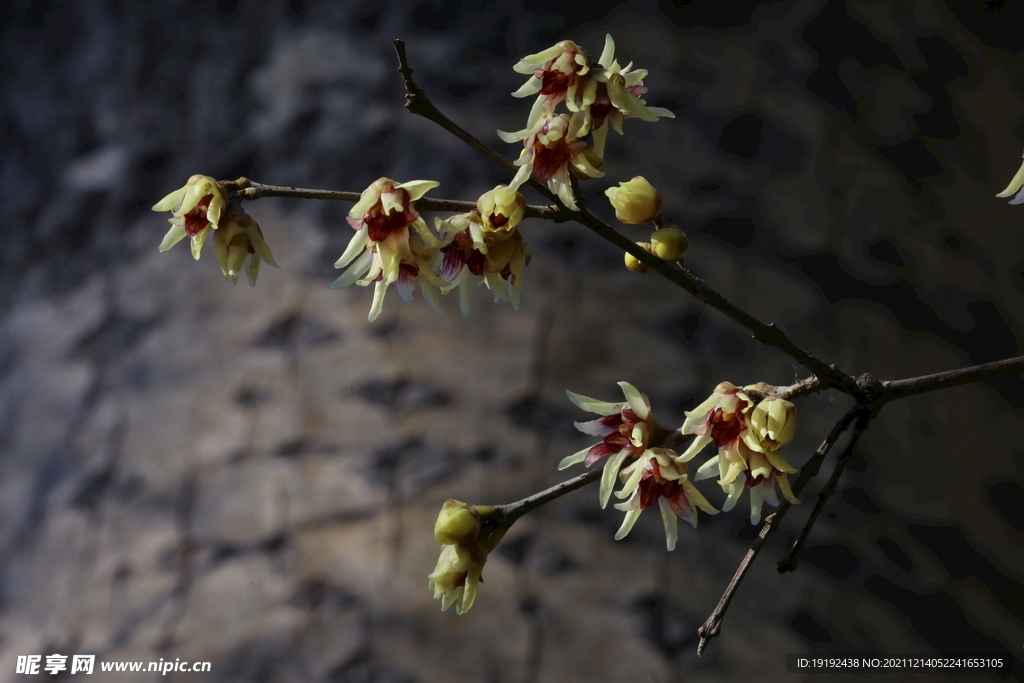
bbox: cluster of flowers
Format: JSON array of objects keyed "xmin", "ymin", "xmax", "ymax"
[
  {"xmin": 560, "ymin": 380, "xmax": 799, "ymax": 550},
  {"xmin": 499, "ymin": 35, "xmax": 674, "ymax": 210},
  {"xmin": 153, "ymin": 175, "xmax": 531, "ymax": 321},
  {"xmin": 427, "ymin": 380, "xmax": 800, "ymax": 613},
  {"xmin": 331, "ymin": 178, "xmax": 530, "ymax": 320},
  {"xmin": 152, "ymin": 175, "xmax": 277, "ymax": 286}
]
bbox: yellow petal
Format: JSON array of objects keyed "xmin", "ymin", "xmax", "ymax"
[
  {"xmin": 659, "ymin": 498, "xmax": 680, "ymax": 547},
  {"xmin": 158, "ymin": 223, "xmax": 187, "ymax": 252},
  {"xmin": 613, "ymin": 506, "xmax": 643, "ymax": 540},
  {"xmin": 152, "ymin": 187, "xmax": 187, "ymax": 213},
  {"xmin": 599, "ymin": 449, "xmax": 631, "ymax": 509},
  {"xmin": 617, "ymin": 381, "xmax": 650, "ymax": 420},
  {"xmin": 398, "ymin": 179, "xmax": 440, "ymax": 202},
  {"xmin": 996, "ymin": 157, "xmax": 1024, "ymax": 197},
  {"xmin": 191, "ymin": 225, "xmax": 211, "ymax": 260}
]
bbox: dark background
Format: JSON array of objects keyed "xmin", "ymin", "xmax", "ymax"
[{"xmin": 1, "ymin": 0, "xmax": 1022, "ymax": 681}]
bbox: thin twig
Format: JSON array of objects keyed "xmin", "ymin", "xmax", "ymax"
[
  {"xmin": 394, "ymin": 39, "xmax": 527, "ymax": 183},
  {"xmin": 777, "ymin": 407, "xmax": 879, "ymax": 573},
  {"xmin": 223, "ymin": 179, "xmax": 561, "ymax": 220},
  {"xmin": 391, "ymin": 38, "xmax": 859, "ymax": 394},
  {"xmin": 880, "ymin": 355, "xmax": 1024, "ymax": 400},
  {"xmin": 695, "ymin": 405, "xmax": 863, "ymax": 656},
  {"xmin": 492, "ymin": 467, "xmax": 604, "ymax": 525}
]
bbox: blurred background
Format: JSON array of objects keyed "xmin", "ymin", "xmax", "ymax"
[{"xmin": 1, "ymin": 0, "xmax": 1022, "ymax": 681}]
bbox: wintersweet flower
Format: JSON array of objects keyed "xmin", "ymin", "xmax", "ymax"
[
  {"xmin": 558, "ymin": 381, "xmax": 657, "ymax": 509},
  {"xmin": 573, "ymin": 35, "xmax": 675, "ymax": 158},
  {"xmin": 613, "ymin": 448, "xmax": 718, "ymax": 550},
  {"xmin": 153, "ymin": 174, "xmax": 228, "ymax": 259},
  {"xmin": 605, "ymin": 176, "xmax": 662, "ymax": 224},
  {"xmin": 330, "ymin": 231, "xmax": 446, "ymax": 322},
  {"xmin": 679, "ymin": 382, "xmax": 756, "ymax": 484},
  {"xmin": 996, "ymin": 150, "xmax": 1024, "ymax": 204},
  {"xmin": 742, "ymin": 397, "xmax": 798, "ymax": 454},
  {"xmin": 511, "ymin": 40, "xmax": 592, "ymax": 113},
  {"xmin": 434, "ymin": 211, "xmax": 531, "ymax": 314},
  {"xmin": 336, "ymin": 177, "xmax": 440, "ymax": 288},
  {"xmin": 710, "ymin": 449, "xmax": 799, "ymax": 525},
  {"xmin": 477, "ymin": 185, "xmax": 526, "ymax": 233},
  {"xmin": 499, "ymin": 113, "xmax": 603, "ymax": 211},
  {"xmin": 212, "ymin": 203, "xmax": 277, "ymax": 286},
  {"xmin": 428, "ymin": 541, "xmax": 487, "ymax": 615}
]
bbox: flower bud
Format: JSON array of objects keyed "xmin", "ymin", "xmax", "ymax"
[
  {"xmin": 624, "ymin": 242, "xmax": 652, "ymax": 273},
  {"xmin": 743, "ymin": 397, "xmax": 797, "ymax": 452},
  {"xmin": 605, "ymin": 176, "xmax": 662, "ymax": 224},
  {"xmin": 434, "ymin": 499, "xmax": 481, "ymax": 545},
  {"xmin": 650, "ymin": 226, "xmax": 688, "ymax": 261},
  {"xmin": 477, "ymin": 185, "xmax": 526, "ymax": 233}
]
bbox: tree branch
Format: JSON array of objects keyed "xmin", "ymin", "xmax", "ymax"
[
  {"xmin": 394, "ymin": 39, "xmax": 528, "ymax": 183},
  {"xmin": 880, "ymin": 355, "xmax": 1024, "ymax": 401},
  {"xmin": 222, "ymin": 178, "xmax": 560, "ymax": 220},
  {"xmin": 490, "ymin": 467, "xmax": 604, "ymax": 527},
  {"xmin": 391, "ymin": 38, "xmax": 860, "ymax": 394}
]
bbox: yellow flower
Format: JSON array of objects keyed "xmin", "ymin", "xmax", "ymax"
[
  {"xmin": 477, "ymin": 185, "xmax": 526, "ymax": 233},
  {"xmin": 742, "ymin": 397, "xmax": 798, "ymax": 454},
  {"xmin": 330, "ymin": 231, "xmax": 446, "ymax": 322},
  {"xmin": 605, "ymin": 176, "xmax": 662, "ymax": 224},
  {"xmin": 679, "ymin": 381, "xmax": 756, "ymax": 484},
  {"xmin": 336, "ymin": 177, "xmax": 440, "ymax": 286},
  {"xmin": 212, "ymin": 203, "xmax": 277, "ymax": 286},
  {"xmin": 612, "ymin": 448, "xmax": 718, "ymax": 550},
  {"xmin": 435, "ymin": 210, "xmax": 531, "ymax": 314},
  {"xmin": 499, "ymin": 113, "xmax": 603, "ymax": 211},
  {"xmin": 558, "ymin": 381, "xmax": 657, "ymax": 509},
  {"xmin": 712, "ymin": 449, "xmax": 799, "ymax": 526},
  {"xmin": 511, "ymin": 40, "xmax": 592, "ymax": 113},
  {"xmin": 153, "ymin": 174, "xmax": 228, "ymax": 259},
  {"xmin": 428, "ymin": 542, "xmax": 487, "ymax": 615},
  {"xmin": 681, "ymin": 383, "xmax": 801, "ymax": 523},
  {"xmin": 572, "ymin": 35, "xmax": 675, "ymax": 158}
]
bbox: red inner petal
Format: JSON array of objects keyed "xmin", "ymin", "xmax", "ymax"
[
  {"xmin": 589, "ymin": 86, "xmax": 616, "ymax": 131},
  {"xmin": 531, "ymin": 141, "xmax": 577, "ymax": 183},
  {"xmin": 540, "ymin": 69, "xmax": 574, "ymax": 96},
  {"xmin": 365, "ymin": 203, "xmax": 416, "ymax": 242},
  {"xmin": 183, "ymin": 195, "xmax": 214, "ymax": 237},
  {"xmin": 709, "ymin": 408, "xmax": 745, "ymax": 448},
  {"xmin": 638, "ymin": 478, "xmax": 663, "ymax": 510}
]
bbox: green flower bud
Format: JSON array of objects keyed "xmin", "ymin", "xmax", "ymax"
[
  {"xmin": 434, "ymin": 499, "xmax": 481, "ymax": 545},
  {"xmin": 650, "ymin": 226, "xmax": 688, "ymax": 261},
  {"xmin": 624, "ymin": 243, "xmax": 653, "ymax": 273}
]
